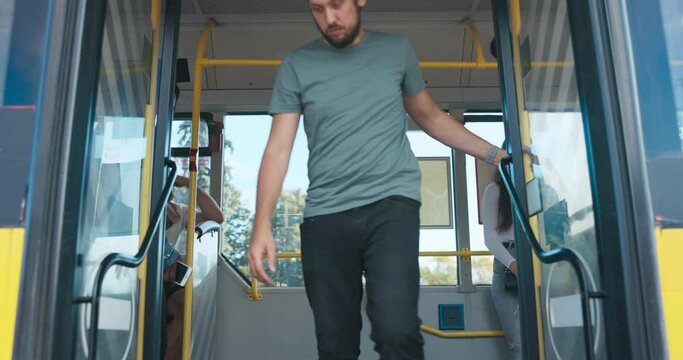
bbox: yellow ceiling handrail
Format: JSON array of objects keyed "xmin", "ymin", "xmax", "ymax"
[
  {"xmin": 196, "ymin": 57, "xmax": 575, "ymax": 69},
  {"xmin": 465, "ymin": 19, "xmax": 487, "ymax": 65}
]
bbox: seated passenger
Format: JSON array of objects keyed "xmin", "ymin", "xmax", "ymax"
[
  {"xmin": 166, "ymin": 175, "xmax": 225, "ymax": 254},
  {"xmin": 483, "ymin": 171, "xmax": 522, "ymax": 360},
  {"xmin": 163, "ymin": 174, "xmax": 224, "ymax": 360}
]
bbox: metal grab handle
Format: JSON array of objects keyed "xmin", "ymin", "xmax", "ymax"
[
  {"xmin": 195, "ymin": 220, "xmax": 220, "ymax": 238},
  {"xmin": 498, "ymin": 156, "xmax": 604, "ymax": 360},
  {"xmin": 75, "ymin": 159, "xmax": 177, "ymax": 360}
]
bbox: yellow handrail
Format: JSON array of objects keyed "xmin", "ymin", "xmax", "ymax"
[
  {"xmin": 195, "ymin": 56, "xmax": 572, "ymax": 70},
  {"xmin": 420, "ymin": 325, "xmax": 504, "ymax": 338},
  {"xmin": 199, "ymin": 58, "xmax": 283, "ymax": 67},
  {"xmin": 419, "ymin": 250, "xmax": 492, "ymax": 258},
  {"xmin": 183, "ymin": 19, "xmax": 216, "ymax": 360},
  {"xmin": 465, "ymin": 19, "xmax": 487, "ymax": 65},
  {"xmin": 247, "ymin": 251, "xmax": 503, "ymax": 340},
  {"xmin": 421, "ymin": 61, "xmax": 498, "ymax": 69},
  {"xmin": 275, "ymin": 252, "xmax": 303, "ymax": 259},
  {"xmin": 248, "ymin": 279, "xmax": 263, "ymax": 301},
  {"xmin": 508, "ymin": 0, "xmax": 546, "ymax": 356},
  {"xmin": 248, "ymin": 250, "xmax": 493, "ymax": 301},
  {"xmin": 247, "ymin": 280, "xmax": 505, "ymax": 339}
]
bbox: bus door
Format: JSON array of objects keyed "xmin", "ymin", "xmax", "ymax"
[
  {"xmin": 68, "ymin": 0, "xmax": 181, "ymax": 358},
  {"xmin": 492, "ymin": 0, "xmax": 669, "ymax": 359},
  {"xmin": 0, "ymin": 0, "xmax": 46, "ymax": 357},
  {"xmin": 9, "ymin": 0, "xmax": 182, "ymax": 358}
]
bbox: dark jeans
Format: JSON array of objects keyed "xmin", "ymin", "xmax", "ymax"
[{"xmin": 300, "ymin": 195, "xmax": 425, "ymax": 360}]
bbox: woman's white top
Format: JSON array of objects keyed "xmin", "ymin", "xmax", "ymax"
[
  {"xmin": 482, "ymin": 182, "xmax": 515, "ymax": 268},
  {"xmin": 167, "ymin": 202, "xmax": 189, "ymax": 257}
]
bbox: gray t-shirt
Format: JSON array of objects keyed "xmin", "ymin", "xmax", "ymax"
[{"xmin": 270, "ymin": 30, "xmax": 425, "ymax": 217}]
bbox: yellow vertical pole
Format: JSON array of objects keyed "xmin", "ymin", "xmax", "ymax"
[
  {"xmin": 507, "ymin": 0, "xmax": 546, "ymax": 357},
  {"xmin": 136, "ymin": 0, "xmax": 162, "ymax": 358},
  {"xmin": 465, "ymin": 20, "xmax": 487, "ymax": 65},
  {"xmin": 183, "ymin": 20, "xmax": 215, "ymax": 360}
]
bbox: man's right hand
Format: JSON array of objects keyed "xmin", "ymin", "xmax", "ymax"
[
  {"xmin": 247, "ymin": 113, "xmax": 299, "ymax": 286},
  {"xmin": 247, "ymin": 227, "xmax": 277, "ymax": 285}
]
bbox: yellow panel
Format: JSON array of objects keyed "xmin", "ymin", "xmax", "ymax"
[
  {"xmin": 0, "ymin": 228, "xmax": 25, "ymax": 360},
  {"xmin": 656, "ymin": 228, "xmax": 683, "ymax": 360}
]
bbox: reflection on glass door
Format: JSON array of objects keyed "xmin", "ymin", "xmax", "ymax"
[
  {"xmin": 513, "ymin": 0, "xmax": 604, "ymax": 358},
  {"xmin": 619, "ymin": 0, "xmax": 683, "ymax": 357},
  {"xmin": 653, "ymin": 2, "xmax": 683, "ymax": 358},
  {"xmin": 74, "ymin": 0, "xmax": 154, "ymax": 358}
]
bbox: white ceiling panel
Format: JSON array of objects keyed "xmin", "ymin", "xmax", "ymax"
[
  {"xmin": 195, "ymin": 0, "xmax": 477, "ymax": 15},
  {"xmin": 181, "ymin": 0, "xmax": 197, "ymax": 14}
]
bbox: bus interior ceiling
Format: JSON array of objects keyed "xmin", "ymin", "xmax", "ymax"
[{"xmin": 174, "ymin": 0, "xmax": 504, "ymax": 113}]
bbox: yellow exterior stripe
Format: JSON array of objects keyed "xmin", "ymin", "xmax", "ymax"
[
  {"xmin": 656, "ymin": 228, "xmax": 683, "ymax": 360},
  {"xmin": 0, "ymin": 228, "xmax": 25, "ymax": 360}
]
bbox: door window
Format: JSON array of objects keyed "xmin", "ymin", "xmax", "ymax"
[
  {"xmin": 514, "ymin": 0, "xmax": 604, "ymax": 358},
  {"xmin": 75, "ymin": 1, "xmax": 154, "ymax": 358}
]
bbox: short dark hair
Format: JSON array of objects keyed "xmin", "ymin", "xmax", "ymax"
[
  {"xmin": 494, "ymin": 171, "xmax": 512, "ymax": 232},
  {"xmin": 494, "ymin": 140, "xmax": 511, "ymax": 231}
]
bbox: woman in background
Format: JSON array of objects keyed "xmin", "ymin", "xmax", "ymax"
[
  {"xmin": 483, "ymin": 171, "xmax": 522, "ymax": 359},
  {"xmin": 163, "ymin": 175, "xmax": 224, "ymax": 360}
]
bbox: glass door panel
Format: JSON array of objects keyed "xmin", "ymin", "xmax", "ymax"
[
  {"xmin": 514, "ymin": 0, "xmax": 604, "ymax": 358},
  {"xmin": 75, "ymin": 0, "xmax": 153, "ymax": 358},
  {"xmin": 617, "ymin": 0, "xmax": 683, "ymax": 356}
]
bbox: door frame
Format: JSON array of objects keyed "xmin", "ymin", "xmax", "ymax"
[
  {"xmin": 13, "ymin": 0, "xmax": 108, "ymax": 357},
  {"xmin": 490, "ymin": 1, "xmax": 541, "ymax": 359},
  {"xmin": 13, "ymin": 0, "xmax": 184, "ymax": 358},
  {"xmin": 490, "ymin": 0, "xmax": 668, "ymax": 358}
]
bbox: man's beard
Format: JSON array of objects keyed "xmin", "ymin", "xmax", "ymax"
[{"xmin": 318, "ymin": 10, "xmax": 362, "ymax": 48}]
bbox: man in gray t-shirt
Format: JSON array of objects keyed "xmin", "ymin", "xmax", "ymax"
[
  {"xmin": 248, "ymin": 1, "xmax": 507, "ymax": 359},
  {"xmin": 271, "ymin": 29, "xmax": 425, "ymax": 218}
]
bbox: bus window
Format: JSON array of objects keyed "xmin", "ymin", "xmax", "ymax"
[
  {"xmin": 645, "ymin": 1, "xmax": 683, "ymax": 225},
  {"xmin": 73, "ymin": 0, "xmax": 154, "ymax": 358},
  {"xmin": 221, "ymin": 114, "xmax": 309, "ymax": 287},
  {"xmin": 170, "ymin": 118, "xmax": 210, "ymax": 148},
  {"xmin": 406, "ymin": 128, "xmax": 459, "ymax": 285},
  {"xmin": 464, "ymin": 120, "xmax": 506, "ymax": 285},
  {"xmin": 221, "ymin": 114, "xmax": 463, "ymax": 286},
  {"xmin": 0, "ymin": 0, "xmax": 16, "ymax": 105}
]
